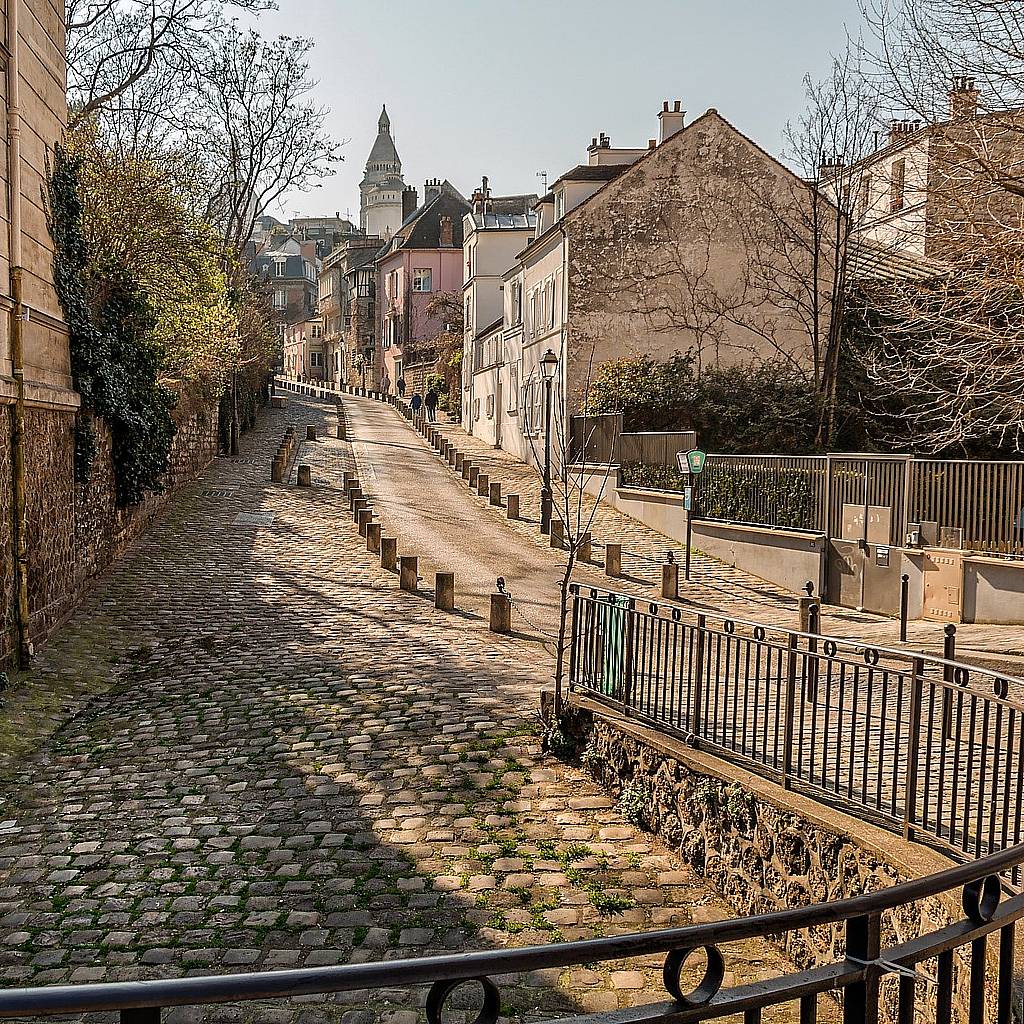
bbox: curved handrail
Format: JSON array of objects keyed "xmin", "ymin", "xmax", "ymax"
[{"xmin": 0, "ymin": 841, "xmax": 1021, "ymax": 1016}]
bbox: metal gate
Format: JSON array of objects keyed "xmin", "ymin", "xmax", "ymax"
[{"xmin": 825, "ymin": 457, "xmax": 909, "ymax": 614}]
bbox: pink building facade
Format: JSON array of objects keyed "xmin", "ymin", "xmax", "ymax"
[{"xmin": 376, "ymin": 182, "xmax": 470, "ymax": 395}]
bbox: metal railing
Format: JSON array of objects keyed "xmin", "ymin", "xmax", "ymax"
[
  {"xmin": 0, "ymin": 842, "xmax": 1021, "ymax": 1022},
  {"xmin": 698, "ymin": 452, "xmax": 1024, "ymax": 554},
  {"xmin": 569, "ymin": 585, "xmax": 1024, "ymax": 881}
]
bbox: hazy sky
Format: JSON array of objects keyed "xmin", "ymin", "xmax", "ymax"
[{"xmin": 256, "ymin": 0, "xmax": 866, "ymax": 221}]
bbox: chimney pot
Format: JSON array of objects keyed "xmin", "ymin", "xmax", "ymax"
[{"xmin": 658, "ymin": 101, "xmax": 686, "ymax": 144}]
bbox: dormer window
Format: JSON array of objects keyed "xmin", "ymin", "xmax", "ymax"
[{"xmin": 555, "ymin": 191, "xmax": 565, "ymax": 220}]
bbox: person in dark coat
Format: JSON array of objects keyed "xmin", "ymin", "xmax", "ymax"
[
  {"xmin": 410, "ymin": 393, "xmax": 423, "ymax": 414},
  {"xmin": 424, "ymin": 389, "xmax": 438, "ymax": 422},
  {"xmin": 397, "ymin": 376, "xmax": 406, "ymax": 398}
]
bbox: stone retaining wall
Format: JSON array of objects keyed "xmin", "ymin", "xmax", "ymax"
[
  {"xmin": 0, "ymin": 399, "xmax": 221, "ymax": 665},
  {"xmin": 552, "ymin": 699, "xmax": 982, "ymax": 1023}
]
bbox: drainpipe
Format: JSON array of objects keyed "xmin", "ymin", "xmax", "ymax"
[{"xmin": 7, "ymin": 0, "xmax": 30, "ymax": 666}]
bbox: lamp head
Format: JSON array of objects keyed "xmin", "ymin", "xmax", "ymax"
[{"xmin": 540, "ymin": 349, "xmax": 558, "ymax": 381}]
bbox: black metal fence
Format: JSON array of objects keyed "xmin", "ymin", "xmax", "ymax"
[{"xmin": 569, "ymin": 585, "xmax": 1024, "ymax": 879}]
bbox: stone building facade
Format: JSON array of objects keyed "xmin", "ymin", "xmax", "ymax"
[{"xmin": 0, "ymin": 0, "xmax": 233, "ymax": 666}]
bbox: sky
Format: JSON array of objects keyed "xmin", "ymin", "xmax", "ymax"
[{"xmin": 255, "ymin": 0, "xmax": 866, "ymax": 221}]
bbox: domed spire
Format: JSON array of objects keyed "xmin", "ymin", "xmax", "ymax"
[{"xmin": 378, "ymin": 105, "xmax": 390, "ymax": 133}]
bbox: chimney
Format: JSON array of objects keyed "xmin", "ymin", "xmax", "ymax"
[
  {"xmin": 402, "ymin": 186, "xmax": 418, "ymax": 221},
  {"xmin": 424, "ymin": 178, "xmax": 443, "ymax": 204},
  {"xmin": 439, "ymin": 215, "xmax": 454, "ymax": 247},
  {"xmin": 648, "ymin": 139, "xmax": 657, "ymax": 149},
  {"xmin": 949, "ymin": 75, "xmax": 980, "ymax": 119},
  {"xmin": 818, "ymin": 152, "xmax": 845, "ymax": 177},
  {"xmin": 887, "ymin": 118, "xmax": 922, "ymax": 145},
  {"xmin": 658, "ymin": 99, "xmax": 686, "ymax": 143}
]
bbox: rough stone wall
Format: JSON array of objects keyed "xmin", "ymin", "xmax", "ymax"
[
  {"xmin": 559, "ymin": 706, "xmax": 980, "ymax": 1023},
  {"xmin": 0, "ymin": 400, "xmax": 220, "ymax": 664}
]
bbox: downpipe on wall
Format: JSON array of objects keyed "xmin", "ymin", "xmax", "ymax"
[{"xmin": 7, "ymin": 0, "xmax": 31, "ymax": 667}]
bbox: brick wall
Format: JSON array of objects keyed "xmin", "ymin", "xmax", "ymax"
[{"xmin": 0, "ymin": 399, "xmax": 220, "ymax": 664}]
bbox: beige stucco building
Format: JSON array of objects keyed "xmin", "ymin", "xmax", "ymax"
[
  {"xmin": 463, "ymin": 100, "xmax": 832, "ymax": 471},
  {"xmin": 847, "ymin": 78, "xmax": 1024, "ymax": 261}
]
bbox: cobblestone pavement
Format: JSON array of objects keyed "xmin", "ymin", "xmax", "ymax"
[{"xmin": 0, "ymin": 394, "xmax": 817, "ymax": 1023}]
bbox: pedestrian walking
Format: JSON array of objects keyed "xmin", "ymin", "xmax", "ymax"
[
  {"xmin": 410, "ymin": 393, "xmax": 422, "ymax": 414},
  {"xmin": 381, "ymin": 375, "xmax": 391, "ymax": 397},
  {"xmin": 397, "ymin": 376, "xmax": 406, "ymax": 398},
  {"xmin": 424, "ymin": 389, "xmax": 438, "ymax": 422}
]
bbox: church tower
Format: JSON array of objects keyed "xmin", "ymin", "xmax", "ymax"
[{"xmin": 360, "ymin": 106, "xmax": 405, "ymax": 238}]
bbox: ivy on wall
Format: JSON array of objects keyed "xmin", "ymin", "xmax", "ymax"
[{"xmin": 48, "ymin": 145, "xmax": 176, "ymax": 506}]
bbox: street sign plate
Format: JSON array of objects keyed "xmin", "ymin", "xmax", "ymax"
[
  {"xmin": 683, "ymin": 486, "xmax": 693, "ymax": 512},
  {"xmin": 676, "ymin": 449, "xmax": 707, "ymax": 475}
]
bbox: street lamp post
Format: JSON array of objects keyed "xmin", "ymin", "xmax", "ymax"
[{"xmin": 539, "ymin": 348, "xmax": 559, "ymax": 535}]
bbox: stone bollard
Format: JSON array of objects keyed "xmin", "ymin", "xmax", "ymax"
[
  {"xmin": 357, "ymin": 508, "xmax": 373, "ymax": 537},
  {"xmin": 462, "ymin": 461, "xmax": 473, "ymax": 482},
  {"xmin": 435, "ymin": 572, "xmax": 455, "ymax": 612},
  {"xmin": 343, "ymin": 471, "xmax": 356, "ymax": 490},
  {"xmin": 605, "ymin": 542, "xmax": 622, "ymax": 577},
  {"xmin": 477, "ymin": 473, "xmax": 490, "ymax": 497},
  {"xmin": 507, "ymin": 494, "xmax": 519, "ymax": 520},
  {"xmin": 336, "ymin": 421, "xmax": 346, "ymax": 440},
  {"xmin": 271, "ymin": 458, "xmax": 284, "ymax": 483},
  {"xmin": 400, "ymin": 556, "xmax": 418, "ymax": 592},
  {"xmin": 352, "ymin": 497, "xmax": 368, "ymax": 523},
  {"xmin": 366, "ymin": 522, "xmax": 381, "ymax": 553},
  {"xmin": 455, "ymin": 453, "xmax": 464, "ymax": 473},
  {"xmin": 578, "ymin": 532, "xmax": 592, "ymax": 562},
  {"xmin": 489, "ymin": 481, "xmax": 502, "ymax": 507},
  {"xmin": 381, "ymin": 537, "xmax": 397, "ymax": 572},
  {"xmin": 490, "ymin": 593, "xmax": 512, "ymax": 634},
  {"xmin": 348, "ymin": 486, "xmax": 363, "ymax": 509},
  {"xmin": 448, "ymin": 447, "xmax": 457, "ymax": 467},
  {"xmin": 297, "ymin": 465, "xmax": 312, "ymax": 487},
  {"xmin": 661, "ymin": 560, "xmax": 679, "ymax": 600},
  {"xmin": 799, "ymin": 596, "xmax": 821, "ymax": 633},
  {"xmin": 306, "ymin": 424, "xmax": 316, "ymax": 441},
  {"xmin": 468, "ymin": 465, "xmax": 480, "ymax": 488},
  {"xmin": 550, "ymin": 520, "xmax": 565, "ymax": 549}
]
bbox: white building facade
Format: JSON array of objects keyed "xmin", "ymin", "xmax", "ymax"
[{"xmin": 360, "ymin": 106, "xmax": 406, "ymax": 239}]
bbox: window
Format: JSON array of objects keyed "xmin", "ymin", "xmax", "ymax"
[
  {"xmin": 555, "ymin": 191, "xmax": 565, "ymax": 220},
  {"xmin": 465, "ymin": 294, "xmax": 473, "ymax": 330},
  {"xmin": 510, "ymin": 280, "xmax": 522, "ymax": 325},
  {"xmin": 546, "ymin": 278, "xmax": 556, "ymax": 329},
  {"xmin": 412, "ymin": 268, "xmax": 433, "ymax": 292},
  {"xmin": 890, "ymin": 159, "xmax": 906, "ymax": 212},
  {"xmin": 486, "ymin": 395, "xmax": 494, "ymax": 419},
  {"xmin": 274, "ymin": 258, "xmax": 286, "ymax": 278},
  {"xmin": 508, "ymin": 361, "xmax": 519, "ymax": 414},
  {"xmin": 274, "ymin": 289, "xmax": 286, "ymax": 309},
  {"xmin": 529, "ymin": 289, "xmax": 537, "ymax": 336},
  {"xmin": 859, "ymin": 174, "xmax": 872, "ymax": 213}
]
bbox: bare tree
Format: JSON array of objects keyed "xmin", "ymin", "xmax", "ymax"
[
  {"xmin": 522, "ymin": 346, "xmax": 616, "ymax": 719},
  {"xmin": 736, "ymin": 49, "xmax": 881, "ymax": 446},
  {"xmin": 66, "ymin": 0, "xmax": 271, "ymax": 123},
  {"xmin": 192, "ymin": 27, "xmax": 342, "ymax": 258},
  {"xmin": 850, "ymin": 0, "xmax": 1024, "ymax": 449}
]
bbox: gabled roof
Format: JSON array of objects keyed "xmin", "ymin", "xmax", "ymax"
[
  {"xmin": 551, "ymin": 164, "xmax": 629, "ymax": 188},
  {"xmin": 848, "ymin": 238, "xmax": 950, "ymax": 282},
  {"xmin": 378, "ymin": 186, "xmax": 471, "ymax": 258}
]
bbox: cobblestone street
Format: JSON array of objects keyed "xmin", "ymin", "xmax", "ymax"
[{"xmin": 0, "ymin": 396, "xmax": 810, "ymax": 1023}]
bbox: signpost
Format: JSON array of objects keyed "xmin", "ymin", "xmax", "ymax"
[{"xmin": 677, "ymin": 449, "xmax": 706, "ymax": 582}]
